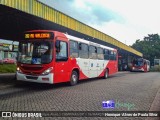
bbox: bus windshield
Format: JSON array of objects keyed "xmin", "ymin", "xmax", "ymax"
[
  {"xmin": 133, "ymin": 58, "xmax": 144, "ymax": 66},
  {"xmin": 17, "ymin": 40, "xmax": 53, "ymax": 64}
]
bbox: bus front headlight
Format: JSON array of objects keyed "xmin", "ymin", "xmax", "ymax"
[
  {"xmin": 17, "ymin": 67, "xmax": 23, "ymax": 73},
  {"xmin": 42, "ymin": 67, "xmax": 53, "ymax": 75}
]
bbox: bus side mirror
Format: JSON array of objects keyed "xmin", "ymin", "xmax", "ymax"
[
  {"xmin": 55, "ymin": 41, "xmax": 60, "ymax": 52},
  {"xmin": 9, "ymin": 44, "xmax": 14, "ymax": 51},
  {"xmin": 95, "ymin": 47, "xmax": 97, "ymax": 53}
]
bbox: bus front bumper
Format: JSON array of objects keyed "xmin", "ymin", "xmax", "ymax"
[{"xmin": 16, "ymin": 72, "xmax": 54, "ymax": 84}]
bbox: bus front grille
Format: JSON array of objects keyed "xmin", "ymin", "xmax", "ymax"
[{"xmin": 26, "ymin": 76, "xmax": 38, "ymax": 80}]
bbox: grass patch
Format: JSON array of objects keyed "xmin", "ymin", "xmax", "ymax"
[
  {"xmin": 150, "ymin": 66, "xmax": 160, "ymax": 72},
  {"xmin": 0, "ymin": 64, "xmax": 16, "ymax": 73}
]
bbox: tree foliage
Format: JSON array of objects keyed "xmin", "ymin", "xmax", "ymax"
[{"xmin": 132, "ymin": 34, "xmax": 160, "ymax": 65}]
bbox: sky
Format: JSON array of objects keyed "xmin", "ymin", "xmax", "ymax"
[{"xmin": 38, "ymin": 0, "xmax": 160, "ymax": 45}]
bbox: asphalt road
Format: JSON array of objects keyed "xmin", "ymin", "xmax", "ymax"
[{"xmin": 0, "ymin": 72, "xmax": 160, "ymax": 120}]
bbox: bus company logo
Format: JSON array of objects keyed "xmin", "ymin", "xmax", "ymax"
[
  {"xmin": 102, "ymin": 100, "xmax": 115, "ymax": 108},
  {"xmin": 102, "ymin": 100, "xmax": 135, "ymax": 110}
]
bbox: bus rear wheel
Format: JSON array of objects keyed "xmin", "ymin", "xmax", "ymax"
[
  {"xmin": 104, "ymin": 69, "xmax": 109, "ymax": 79},
  {"xmin": 70, "ymin": 71, "xmax": 78, "ymax": 86}
]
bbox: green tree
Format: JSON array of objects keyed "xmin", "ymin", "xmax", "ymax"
[{"xmin": 132, "ymin": 34, "xmax": 160, "ymax": 66}]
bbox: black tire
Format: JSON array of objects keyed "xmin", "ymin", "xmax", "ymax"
[
  {"xmin": 104, "ymin": 69, "xmax": 109, "ymax": 79},
  {"xmin": 70, "ymin": 71, "xmax": 78, "ymax": 86}
]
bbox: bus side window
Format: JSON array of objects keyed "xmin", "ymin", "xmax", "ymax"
[
  {"xmin": 97, "ymin": 47, "xmax": 104, "ymax": 60},
  {"xmin": 79, "ymin": 43, "xmax": 88, "ymax": 58},
  {"xmin": 89, "ymin": 45, "xmax": 97, "ymax": 59},
  {"xmin": 70, "ymin": 40, "xmax": 78, "ymax": 58},
  {"xmin": 104, "ymin": 49, "xmax": 109, "ymax": 60},
  {"xmin": 109, "ymin": 50, "xmax": 116, "ymax": 60},
  {"xmin": 56, "ymin": 40, "xmax": 68, "ymax": 61}
]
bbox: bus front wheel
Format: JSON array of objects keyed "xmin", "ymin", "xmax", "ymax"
[{"xmin": 70, "ymin": 71, "xmax": 78, "ymax": 86}]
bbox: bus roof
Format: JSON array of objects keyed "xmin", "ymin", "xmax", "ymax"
[{"xmin": 65, "ymin": 34, "xmax": 115, "ymax": 51}]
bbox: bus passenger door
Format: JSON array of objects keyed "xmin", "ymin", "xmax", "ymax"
[
  {"xmin": 54, "ymin": 39, "xmax": 70, "ymax": 83},
  {"xmin": 108, "ymin": 51, "xmax": 118, "ymax": 74},
  {"xmin": 78, "ymin": 43, "xmax": 89, "ymax": 79},
  {"xmin": 97, "ymin": 48, "xmax": 105, "ymax": 77},
  {"xmin": 88, "ymin": 46, "xmax": 98, "ymax": 78}
]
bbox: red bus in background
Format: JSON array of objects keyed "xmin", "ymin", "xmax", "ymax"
[
  {"xmin": 16, "ymin": 30, "xmax": 118, "ymax": 85},
  {"xmin": 130, "ymin": 58, "xmax": 150, "ymax": 72}
]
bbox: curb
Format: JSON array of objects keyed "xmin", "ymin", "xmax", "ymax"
[{"xmin": 0, "ymin": 73, "xmax": 16, "ymax": 76}]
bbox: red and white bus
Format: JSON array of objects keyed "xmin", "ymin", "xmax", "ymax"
[
  {"xmin": 130, "ymin": 58, "xmax": 150, "ymax": 72},
  {"xmin": 16, "ymin": 30, "xmax": 118, "ymax": 85}
]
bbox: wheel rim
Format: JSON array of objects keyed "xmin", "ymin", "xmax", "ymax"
[{"xmin": 72, "ymin": 74, "xmax": 77, "ymax": 82}]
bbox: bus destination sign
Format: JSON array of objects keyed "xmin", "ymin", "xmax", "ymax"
[{"xmin": 25, "ymin": 33, "xmax": 52, "ymax": 39}]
